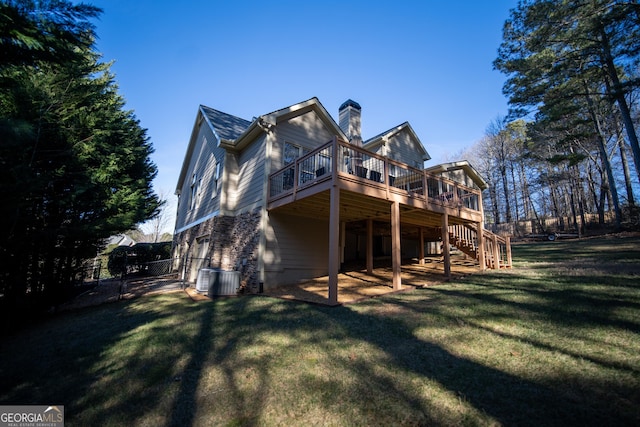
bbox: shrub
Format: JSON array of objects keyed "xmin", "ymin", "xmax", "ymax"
[{"xmin": 106, "ymin": 242, "xmax": 172, "ymax": 277}]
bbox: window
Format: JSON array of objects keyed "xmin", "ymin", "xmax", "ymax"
[
  {"xmin": 212, "ymin": 161, "xmax": 221, "ymax": 199},
  {"xmin": 190, "ymin": 173, "xmax": 198, "ymax": 210},
  {"xmin": 388, "ymin": 164, "xmax": 397, "ymax": 186},
  {"xmin": 283, "ymin": 142, "xmax": 310, "ymax": 165},
  {"xmin": 189, "ymin": 173, "xmax": 203, "ymax": 210},
  {"xmin": 284, "ymin": 142, "xmax": 301, "ymax": 165}
]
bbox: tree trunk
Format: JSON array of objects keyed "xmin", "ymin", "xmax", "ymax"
[
  {"xmin": 519, "ymin": 162, "xmax": 532, "ymax": 219},
  {"xmin": 509, "ymin": 162, "xmax": 520, "ymax": 222},
  {"xmin": 500, "ymin": 165, "xmax": 512, "ymax": 223},
  {"xmin": 548, "ymin": 171, "xmax": 564, "ymax": 231},
  {"xmin": 583, "ymin": 82, "xmax": 622, "ymax": 229},
  {"xmin": 617, "ymin": 129, "xmax": 636, "ymax": 206},
  {"xmin": 599, "ymin": 26, "xmax": 640, "ymax": 184},
  {"xmin": 486, "ymin": 174, "xmax": 501, "ymax": 224},
  {"xmin": 574, "ymin": 165, "xmax": 587, "ymax": 235},
  {"xmin": 587, "ymin": 165, "xmax": 601, "ymax": 217}
]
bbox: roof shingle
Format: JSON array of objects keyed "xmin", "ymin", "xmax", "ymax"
[{"xmin": 200, "ymin": 105, "xmax": 251, "ymax": 141}]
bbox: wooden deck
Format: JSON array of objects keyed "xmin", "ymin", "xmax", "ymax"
[
  {"xmin": 267, "ymin": 138, "xmax": 484, "ymax": 226},
  {"xmin": 263, "ymin": 137, "xmax": 511, "ymax": 304}
]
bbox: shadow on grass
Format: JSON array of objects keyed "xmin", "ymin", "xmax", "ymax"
[
  {"xmin": 1, "ymin": 237, "xmax": 639, "ymax": 425},
  {"xmin": 0, "ymin": 295, "xmax": 179, "ymax": 421},
  {"xmin": 411, "ymin": 278, "xmax": 640, "ymax": 373},
  {"xmin": 340, "ymin": 289, "xmax": 639, "ymax": 425},
  {"xmin": 168, "ymin": 301, "xmax": 214, "ymax": 426},
  {"xmin": 1, "ymin": 289, "xmax": 639, "ymax": 426}
]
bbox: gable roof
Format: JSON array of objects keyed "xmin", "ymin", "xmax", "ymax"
[
  {"xmin": 176, "ymin": 98, "xmax": 346, "ymax": 194},
  {"xmin": 200, "ymin": 105, "xmax": 251, "ymax": 142},
  {"xmin": 363, "ymin": 122, "xmax": 431, "ymax": 161},
  {"xmin": 424, "ymin": 160, "xmax": 488, "ymax": 190},
  {"xmin": 176, "ymin": 106, "xmax": 251, "ymax": 195},
  {"xmin": 221, "ymin": 97, "xmax": 347, "ymax": 152},
  {"xmin": 262, "ymin": 97, "xmax": 343, "ymax": 131}
]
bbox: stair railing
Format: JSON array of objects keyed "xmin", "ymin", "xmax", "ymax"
[{"xmin": 448, "ymin": 224, "xmax": 512, "ymax": 269}]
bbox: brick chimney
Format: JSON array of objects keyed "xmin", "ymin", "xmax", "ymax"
[{"xmin": 339, "ymin": 99, "xmax": 362, "ymax": 147}]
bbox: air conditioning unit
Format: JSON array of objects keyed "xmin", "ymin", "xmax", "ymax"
[
  {"xmin": 195, "ymin": 268, "xmax": 240, "ymax": 296},
  {"xmin": 195, "ymin": 268, "xmax": 217, "ymax": 293},
  {"xmin": 209, "ymin": 270, "xmax": 240, "ymax": 296}
]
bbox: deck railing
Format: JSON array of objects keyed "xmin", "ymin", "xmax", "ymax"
[
  {"xmin": 448, "ymin": 224, "xmax": 512, "ymax": 269},
  {"xmin": 268, "ymin": 137, "xmax": 482, "ymax": 212},
  {"xmin": 269, "ymin": 142, "xmax": 334, "ymax": 197},
  {"xmin": 483, "ymin": 229, "xmax": 512, "ymax": 269}
]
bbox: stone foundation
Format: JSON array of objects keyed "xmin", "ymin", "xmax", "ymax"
[{"xmin": 173, "ymin": 209, "xmax": 262, "ymax": 293}]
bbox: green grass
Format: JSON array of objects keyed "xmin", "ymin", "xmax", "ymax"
[{"xmin": 1, "ymin": 236, "xmax": 640, "ymax": 426}]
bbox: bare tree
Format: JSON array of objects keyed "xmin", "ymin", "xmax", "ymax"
[{"xmin": 141, "ymin": 190, "xmax": 173, "ymax": 242}]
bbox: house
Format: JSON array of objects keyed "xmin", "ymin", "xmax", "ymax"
[
  {"xmin": 173, "ymin": 97, "xmax": 511, "ymax": 303},
  {"xmin": 107, "ymin": 234, "xmax": 136, "ymax": 247}
]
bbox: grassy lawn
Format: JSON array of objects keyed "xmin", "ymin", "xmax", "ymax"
[{"xmin": 1, "ymin": 236, "xmax": 639, "ymax": 426}]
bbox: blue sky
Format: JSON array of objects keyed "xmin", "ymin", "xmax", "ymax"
[{"xmin": 89, "ymin": 0, "xmax": 518, "ymax": 232}]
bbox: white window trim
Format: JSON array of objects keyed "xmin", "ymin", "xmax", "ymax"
[
  {"xmin": 212, "ymin": 162, "xmax": 221, "ymax": 199},
  {"xmin": 190, "ymin": 173, "xmax": 198, "ymax": 210}
]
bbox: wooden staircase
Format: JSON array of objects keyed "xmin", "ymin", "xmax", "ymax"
[{"xmin": 448, "ymin": 224, "xmax": 512, "ymax": 269}]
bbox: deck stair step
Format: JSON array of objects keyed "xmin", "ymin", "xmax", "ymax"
[
  {"xmin": 449, "ymin": 232, "xmax": 478, "ymax": 260},
  {"xmin": 447, "ymin": 224, "xmax": 512, "ymax": 270}
]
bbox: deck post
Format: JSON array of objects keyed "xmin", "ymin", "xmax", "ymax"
[
  {"xmin": 384, "ymin": 156, "xmax": 390, "ymax": 199},
  {"xmin": 441, "ymin": 213, "xmax": 451, "ymax": 278},
  {"xmin": 366, "ymin": 219, "xmax": 373, "ymax": 274},
  {"xmin": 328, "ymin": 185, "xmax": 340, "ymax": 305},
  {"xmin": 492, "ymin": 233, "xmax": 500, "ymax": 269},
  {"xmin": 258, "ymin": 128, "xmax": 274, "ymax": 291},
  {"xmin": 391, "ymin": 200, "xmax": 402, "ymax": 290},
  {"xmin": 419, "ymin": 227, "xmax": 425, "ymax": 265},
  {"xmin": 506, "ymin": 236, "xmax": 512, "ymax": 268},
  {"xmin": 340, "ymin": 221, "xmax": 346, "ymax": 264},
  {"xmin": 476, "ymin": 222, "xmax": 486, "ymax": 271}
]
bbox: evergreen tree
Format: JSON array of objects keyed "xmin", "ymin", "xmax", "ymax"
[{"xmin": 0, "ymin": 1, "xmax": 160, "ymax": 313}]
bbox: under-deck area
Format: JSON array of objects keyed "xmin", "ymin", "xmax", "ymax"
[{"xmin": 264, "ymin": 253, "xmax": 480, "ymax": 305}]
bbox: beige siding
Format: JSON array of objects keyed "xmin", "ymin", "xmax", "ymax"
[
  {"xmin": 260, "ymin": 111, "xmax": 339, "ymax": 288},
  {"xmin": 272, "ymin": 110, "xmax": 335, "ymax": 169},
  {"xmin": 178, "ymin": 106, "xmax": 340, "ymax": 288},
  {"xmin": 440, "ymin": 169, "xmax": 480, "ymax": 190},
  {"xmin": 263, "ymin": 212, "xmax": 329, "ymax": 288},
  {"xmin": 220, "ymin": 151, "xmax": 238, "ymax": 214},
  {"xmin": 175, "ymin": 123, "xmax": 225, "ymax": 232},
  {"xmin": 226, "ymin": 110, "xmax": 334, "ymax": 215},
  {"xmin": 386, "ymin": 129, "xmax": 425, "ymax": 169},
  {"xmin": 227, "ymin": 134, "xmax": 267, "ymax": 214}
]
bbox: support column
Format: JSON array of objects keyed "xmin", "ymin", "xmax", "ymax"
[
  {"xmin": 441, "ymin": 214, "xmax": 451, "ymax": 278},
  {"xmin": 258, "ymin": 132, "xmax": 273, "ymax": 291},
  {"xmin": 328, "ymin": 186, "xmax": 340, "ymax": 305},
  {"xmin": 476, "ymin": 222, "xmax": 486, "ymax": 271},
  {"xmin": 340, "ymin": 221, "xmax": 346, "ymax": 265},
  {"xmin": 391, "ymin": 201, "xmax": 402, "ymax": 290},
  {"xmin": 366, "ymin": 219, "xmax": 373, "ymax": 274},
  {"xmin": 419, "ymin": 227, "xmax": 425, "ymax": 265}
]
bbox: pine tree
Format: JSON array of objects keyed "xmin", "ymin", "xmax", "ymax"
[{"xmin": 494, "ymin": 0, "xmax": 640, "ymax": 182}]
